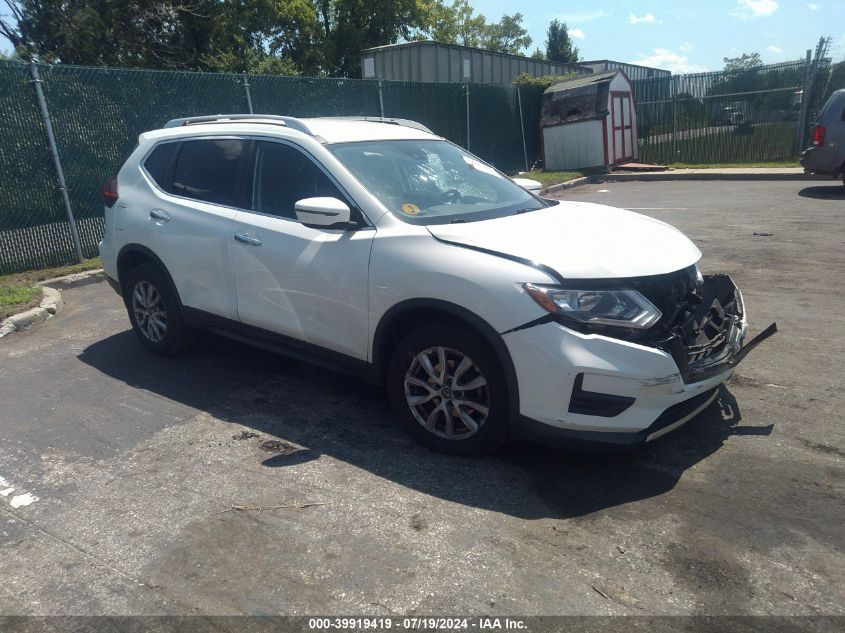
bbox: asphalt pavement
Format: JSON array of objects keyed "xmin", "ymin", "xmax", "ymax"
[{"xmin": 0, "ymin": 180, "xmax": 843, "ymax": 620}]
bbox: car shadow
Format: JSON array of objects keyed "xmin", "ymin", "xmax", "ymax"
[
  {"xmin": 78, "ymin": 331, "xmax": 772, "ymax": 520},
  {"xmin": 798, "ymin": 185, "xmax": 845, "ymax": 200}
]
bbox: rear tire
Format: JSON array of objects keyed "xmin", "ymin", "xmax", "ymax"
[
  {"xmin": 123, "ymin": 263, "xmax": 192, "ymax": 356},
  {"xmin": 386, "ymin": 323, "xmax": 508, "ymax": 456}
]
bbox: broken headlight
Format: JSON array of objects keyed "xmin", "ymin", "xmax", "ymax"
[{"xmin": 524, "ymin": 283, "xmax": 662, "ymax": 330}]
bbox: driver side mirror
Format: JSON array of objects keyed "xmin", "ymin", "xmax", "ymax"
[{"xmin": 294, "ymin": 197, "xmax": 351, "ymax": 229}]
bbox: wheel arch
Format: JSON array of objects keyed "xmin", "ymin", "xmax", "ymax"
[
  {"xmin": 116, "ymin": 244, "xmax": 182, "ymax": 307},
  {"xmin": 372, "ymin": 298, "xmax": 520, "ymax": 423}
]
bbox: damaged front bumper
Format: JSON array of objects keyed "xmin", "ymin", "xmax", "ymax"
[
  {"xmin": 658, "ymin": 274, "xmax": 777, "ymax": 384},
  {"xmin": 503, "ymin": 274, "xmax": 777, "ymax": 446}
]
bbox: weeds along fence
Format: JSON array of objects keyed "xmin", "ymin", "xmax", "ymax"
[
  {"xmin": 0, "ymin": 60, "xmax": 544, "ymax": 274},
  {"xmin": 632, "ymin": 57, "xmax": 840, "ymax": 165}
]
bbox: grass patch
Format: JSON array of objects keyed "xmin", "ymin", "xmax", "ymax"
[
  {"xmin": 0, "ymin": 285, "xmax": 42, "ymax": 320},
  {"xmin": 524, "ymin": 170, "xmax": 591, "ymax": 187},
  {"xmin": 640, "ymin": 122, "xmax": 798, "ymax": 165},
  {"xmin": 0, "ymin": 257, "xmax": 101, "ymax": 320},
  {"xmin": 0, "ymin": 257, "xmax": 102, "ymax": 287}
]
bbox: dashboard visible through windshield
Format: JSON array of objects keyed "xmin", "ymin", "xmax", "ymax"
[{"xmin": 328, "ymin": 139, "xmax": 548, "ymax": 224}]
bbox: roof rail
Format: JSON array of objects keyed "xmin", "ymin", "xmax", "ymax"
[
  {"xmin": 322, "ymin": 116, "xmax": 434, "ymax": 135},
  {"xmin": 163, "ymin": 114, "xmax": 312, "ymax": 135}
]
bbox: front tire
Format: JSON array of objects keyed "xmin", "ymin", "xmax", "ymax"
[
  {"xmin": 123, "ymin": 263, "xmax": 192, "ymax": 356},
  {"xmin": 387, "ymin": 324, "xmax": 508, "ymax": 456}
]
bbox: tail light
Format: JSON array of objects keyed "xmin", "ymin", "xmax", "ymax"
[
  {"xmin": 101, "ymin": 176, "xmax": 119, "ymax": 207},
  {"xmin": 813, "ymin": 126, "xmax": 826, "ymax": 147}
]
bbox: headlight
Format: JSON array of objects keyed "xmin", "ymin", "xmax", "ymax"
[{"xmin": 523, "ymin": 283, "xmax": 662, "ymax": 330}]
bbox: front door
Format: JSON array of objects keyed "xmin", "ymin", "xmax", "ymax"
[
  {"xmin": 611, "ymin": 93, "xmax": 634, "ymax": 163},
  {"xmin": 230, "ymin": 140, "xmax": 374, "ymax": 361}
]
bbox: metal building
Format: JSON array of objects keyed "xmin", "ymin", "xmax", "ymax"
[
  {"xmin": 361, "ymin": 41, "xmax": 591, "ymax": 84},
  {"xmin": 579, "ymin": 60, "xmax": 670, "ymax": 81},
  {"xmin": 540, "ymin": 70, "xmax": 639, "ymax": 171}
]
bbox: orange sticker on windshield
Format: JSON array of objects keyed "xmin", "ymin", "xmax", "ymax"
[{"xmin": 401, "ymin": 203, "xmax": 421, "ymax": 215}]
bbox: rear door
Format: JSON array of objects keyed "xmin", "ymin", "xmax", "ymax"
[
  {"xmin": 230, "ymin": 139, "xmax": 374, "ymax": 360},
  {"xmin": 138, "ymin": 137, "xmax": 247, "ymax": 320}
]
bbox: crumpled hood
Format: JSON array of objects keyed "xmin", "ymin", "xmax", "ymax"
[{"xmin": 426, "ymin": 201, "xmax": 702, "ymax": 279}]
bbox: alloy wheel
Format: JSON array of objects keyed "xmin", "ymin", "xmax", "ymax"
[
  {"xmin": 131, "ymin": 280, "xmax": 168, "ymax": 343},
  {"xmin": 404, "ymin": 346, "xmax": 490, "ymax": 440}
]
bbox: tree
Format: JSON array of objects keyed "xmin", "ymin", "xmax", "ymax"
[
  {"xmin": 723, "ymin": 53, "xmax": 763, "ymax": 72},
  {"xmin": 1, "ymin": 0, "xmax": 539, "ymax": 77},
  {"xmin": 321, "ymin": 0, "xmax": 431, "ymax": 76},
  {"xmin": 544, "ymin": 19, "xmax": 579, "ymax": 64},
  {"xmin": 481, "ymin": 13, "xmax": 531, "ymax": 54},
  {"xmin": 513, "ymin": 71, "xmax": 576, "ymax": 89},
  {"xmin": 420, "ymin": 2, "xmax": 531, "ymax": 54},
  {"xmin": 422, "ymin": 0, "xmax": 486, "ymax": 48},
  {"xmin": 0, "ymin": 0, "xmax": 284, "ymax": 71},
  {"xmin": 530, "ymin": 48, "xmax": 545, "ymax": 60}
]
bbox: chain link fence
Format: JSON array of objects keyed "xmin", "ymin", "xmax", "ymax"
[
  {"xmin": 633, "ymin": 56, "xmax": 841, "ymax": 165},
  {"xmin": 2, "ymin": 56, "xmax": 840, "ymax": 274},
  {"xmin": 0, "ymin": 60, "xmax": 543, "ymax": 274}
]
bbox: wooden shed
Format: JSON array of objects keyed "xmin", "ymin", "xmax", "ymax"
[{"xmin": 540, "ymin": 70, "xmax": 638, "ymax": 171}]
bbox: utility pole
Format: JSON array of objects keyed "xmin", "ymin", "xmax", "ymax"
[{"xmin": 29, "ymin": 63, "xmax": 83, "ymax": 264}]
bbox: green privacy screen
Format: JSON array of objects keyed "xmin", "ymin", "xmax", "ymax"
[{"xmin": 0, "ymin": 60, "xmax": 542, "ymax": 272}]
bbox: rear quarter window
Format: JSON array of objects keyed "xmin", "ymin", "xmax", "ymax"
[{"xmin": 143, "ymin": 142, "xmax": 179, "ymax": 190}]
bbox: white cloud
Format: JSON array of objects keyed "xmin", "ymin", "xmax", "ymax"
[
  {"xmin": 807, "ymin": 3, "xmax": 819, "ymax": 9},
  {"xmin": 679, "ymin": 42, "xmax": 693, "ymax": 53},
  {"xmin": 629, "ymin": 13, "xmax": 659, "ymax": 25},
  {"xmin": 570, "ymin": 28, "xmax": 586, "ymax": 40},
  {"xmin": 730, "ymin": 0, "xmax": 779, "ymax": 19},
  {"xmin": 557, "ymin": 10, "xmax": 608, "ymax": 23},
  {"xmin": 630, "ymin": 48, "xmax": 708, "ymax": 74},
  {"xmin": 767, "ymin": 44, "xmax": 782, "ymax": 54}
]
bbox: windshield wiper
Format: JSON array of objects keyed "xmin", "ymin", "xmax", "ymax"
[{"xmin": 515, "ymin": 207, "xmax": 541, "ymax": 214}]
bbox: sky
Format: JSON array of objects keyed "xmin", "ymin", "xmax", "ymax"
[
  {"xmin": 472, "ymin": 0, "xmax": 845, "ymax": 72},
  {"xmin": 1, "ymin": 0, "xmax": 844, "ymax": 73}
]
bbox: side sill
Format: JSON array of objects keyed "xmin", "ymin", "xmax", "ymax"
[
  {"xmin": 106, "ymin": 276, "xmax": 121, "ymax": 295},
  {"xmin": 182, "ymin": 307, "xmax": 381, "ymax": 385}
]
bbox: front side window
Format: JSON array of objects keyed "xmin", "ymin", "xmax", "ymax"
[
  {"xmin": 171, "ymin": 139, "xmax": 246, "ymax": 206},
  {"xmin": 327, "ymin": 139, "xmax": 547, "ymax": 224},
  {"xmin": 252, "ymin": 142, "xmax": 344, "ymax": 219}
]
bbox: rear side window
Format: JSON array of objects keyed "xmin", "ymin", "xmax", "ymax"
[
  {"xmin": 143, "ymin": 142, "xmax": 179, "ymax": 189},
  {"xmin": 253, "ymin": 141, "xmax": 343, "ymax": 219},
  {"xmin": 171, "ymin": 139, "xmax": 247, "ymax": 206}
]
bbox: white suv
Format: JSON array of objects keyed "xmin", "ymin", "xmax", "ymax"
[{"xmin": 99, "ymin": 114, "xmax": 776, "ymax": 455}]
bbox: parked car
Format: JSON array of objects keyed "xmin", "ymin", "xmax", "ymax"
[
  {"xmin": 99, "ymin": 114, "xmax": 776, "ymax": 455},
  {"xmin": 800, "ymin": 89, "xmax": 845, "ymax": 186},
  {"xmin": 711, "ymin": 102, "xmax": 752, "ymax": 126}
]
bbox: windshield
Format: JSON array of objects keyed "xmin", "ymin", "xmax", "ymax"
[{"xmin": 327, "ymin": 139, "xmax": 547, "ymax": 224}]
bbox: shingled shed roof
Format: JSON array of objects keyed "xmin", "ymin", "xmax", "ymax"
[{"xmin": 541, "ymin": 71, "xmax": 618, "ymax": 127}]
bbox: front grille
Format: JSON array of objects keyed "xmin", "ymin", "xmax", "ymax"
[
  {"xmin": 653, "ymin": 274, "xmax": 744, "ymax": 382},
  {"xmin": 602, "ymin": 269, "xmax": 743, "ymax": 383},
  {"xmin": 629, "ymin": 265, "xmax": 700, "ymax": 330}
]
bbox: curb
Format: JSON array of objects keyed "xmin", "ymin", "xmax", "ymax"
[
  {"xmin": 0, "ymin": 286, "xmax": 63, "ymax": 338},
  {"xmin": 597, "ymin": 171, "xmax": 827, "ymax": 183},
  {"xmin": 541, "ymin": 171, "xmax": 826, "ymax": 193},
  {"xmin": 542, "ymin": 176, "xmax": 594, "ymax": 194},
  {"xmin": 0, "ymin": 268, "xmax": 104, "ymax": 338},
  {"xmin": 36, "ymin": 268, "xmax": 105, "ymax": 290}
]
